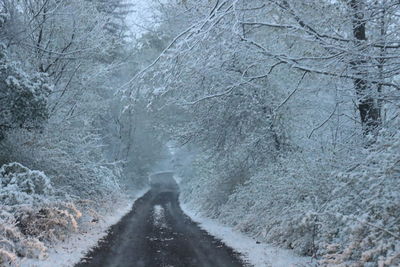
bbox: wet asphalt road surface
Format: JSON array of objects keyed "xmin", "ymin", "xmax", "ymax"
[{"xmin": 75, "ymin": 173, "xmax": 245, "ymax": 267}]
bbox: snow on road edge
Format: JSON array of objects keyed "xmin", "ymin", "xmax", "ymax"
[
  {"xmin": 22, "ymin": 188, "xmax": 149, "ymax": 267},
  {"xmin": 180, "ymin": 202, "xmax": 316, "ymax": 267}
]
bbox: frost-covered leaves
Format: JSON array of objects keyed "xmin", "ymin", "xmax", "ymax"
[
  {"xmin": 0, "ymin": 124, "xmax": 122, "ymax": 200},
  {"xmin": 0, "ymin": 207, "xmax": 48, "ymax": 264},
  {"xmin": 0, "ymin": 44, "xmax": 51, "ymax": 138},
  {"xmin": 17, "ymin": 204, "xmax": 80, "ymax": 242},
  {"xmin": 319, "ymin": 129, "xmax": 400, "ymax": 266},
  {"xmin": 0, "ymin": 163, "xmax": 84, "ymax": 265},
  {"xmin": 179, "ymin": 129, "xmax": 400, "ymax": 266},
  {"xmin": 0, "ymin": 163, "xmax": 53, "ymax": 203},
  {"xmin": 180, "ymin": 151, "xmax": 331, "ymax": 255},
  {"xmin": 0, "ymin": 217, "xmax": 47, "ymax": 261},
  {"xmin": 0, "ymin": 163, "xmax": 53, "ymax": 207},
  {"xmin": 0, "ymin": 248, "xmax": 17, "ymax": 267}
]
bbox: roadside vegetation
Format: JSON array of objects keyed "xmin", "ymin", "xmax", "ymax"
[{"xmin": 1, "ymin": 1, "xmax": 399, "ymax": 266}]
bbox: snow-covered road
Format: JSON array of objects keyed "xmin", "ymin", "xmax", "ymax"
[{"xmin": 75, "ymin": 174, "xmax": 245, "ymax": 267}]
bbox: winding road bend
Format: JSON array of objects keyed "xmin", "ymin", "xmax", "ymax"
[{"xmin": 75, "ymin": 172, "xmax": 245, "ymax": 267}]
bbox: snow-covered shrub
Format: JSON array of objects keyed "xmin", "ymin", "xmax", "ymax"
[
  {"xmin": 319, "ymin": 129, "xmax": 400, "ymax": 266},
  {"xmin": 0, "ymin": 42, "xmax": 51, "ymax": 139},
  {"xmin": 180, "ymin": 129, "xmax": 399, "ymax": 266},
  {"xmin": 0, "ymin": 128, "xmax": 121, "ymax": 201},
  {"xmin": 179, "ymin": 158, "xmax": 227, "ymax": 216},
  {"xmin": 0, "ymin": 162, "xmax": 53, "ymax": 205},
  {"xmin": 206, "ymin": 151, "xmax": 335, "ymax": 256},
  {"xmin": 16, "ymin": 204, "xmax": 80, "ymax": 242},
  {"xmin": 0, "ymin": 162, "xmax": 53, "ymax": 207},
  {"xmin": 0, "ymin": 211, "xmax": 48, "ymax": 264},
  {"xmin": 16, "ymin": 238, "xmax": 47, "ymax": 259},
  {"xmin": 0, "ymin": 213, "xmax": 48, "ymax": 261},
  {"xmin": 0, "ymin": 248, "xmax": 17, "ymax": 267},
  {"xmin": 0, "ymin": 163, "xmax": 85, "ymax": 264}
]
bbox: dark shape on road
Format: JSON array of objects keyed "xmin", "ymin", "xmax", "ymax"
[{"xmin": 76, "ymin": 172, "xmax": 245, "ymax": 267}]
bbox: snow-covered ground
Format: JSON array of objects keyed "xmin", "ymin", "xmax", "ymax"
[
  {"xmin": 21, "ymin": 188, "xmax": 149, "ymax": 267},
  {"xmin": 180, "ymin": 202, "xmax": 317, "ymax": 267}
]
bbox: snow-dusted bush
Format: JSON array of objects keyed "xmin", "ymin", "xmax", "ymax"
[
  {"xmin": 0, "ymin": 128, "xmax": 121, "ymax": 200},
  {"xmin": 319, "ymin": 130, "xmax": 400, "ymax": 266},
  {"xmin": 0, "ymin": 210, "xmax": 48, "ymax": 264},
  {"xmin": 0, "ymin": 248, "xmax": 17, "ymax": 267},
  {"xmin": 16, "ymin": 204, "xmax": 80, "ymax": 242},
  {"xmin": 0, "ymin": 162, "xmax": 53, "ymax": 205},
  {"xmin": 180, "ymin": 129, "xmax": 400, "ymax": 266},
  {"xmin": 0, "ymin": 0, "xmax": 134, "ymax": 265},
  {"xmin": 0, "ymin": 163, "xmax": 85, "ymax": 264},
  {"xmin": 180, "ymin": 151, "xmax": 334, "ymax": 255},
  {"xmin": 0, "ymin": 42, "xmax": 51, "ymax": 139}
]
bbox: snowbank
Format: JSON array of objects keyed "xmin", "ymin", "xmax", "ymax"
[{"xmin": 180, "ymin": 202, "xmax": 315, "ymax": 267}]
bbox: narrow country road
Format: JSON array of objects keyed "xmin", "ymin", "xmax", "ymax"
[{"xmin": 75, "ymin": 172, "xmax": 245, "ymax": 267}]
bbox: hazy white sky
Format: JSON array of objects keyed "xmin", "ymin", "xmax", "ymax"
[{"xmin": 125, "ymin": 0, "xmax": 156, "ymax": 38}]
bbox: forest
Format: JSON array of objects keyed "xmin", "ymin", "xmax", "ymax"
[{"xmin": 0, "ymin": 0, "xmax": 399, "ymax": 266}]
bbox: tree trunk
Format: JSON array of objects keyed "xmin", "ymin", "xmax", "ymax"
[{"xmin": 350, "ymin": 0, "xmax": 381, "ymax": 135}]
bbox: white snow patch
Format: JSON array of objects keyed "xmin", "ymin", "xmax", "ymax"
[
  {"xmin": 180, "ymin": 202, "xmax": 316, "ymax": 267},
  {"xmin": 153, "ymin": 205, "xmax": 167, "ymax": 229},
  {"xmin": 173, "ymin": 174, "xmax": 182, "ymax": 185},
  {"xmin": 21, "ymin": 188, "xmax": 149, "ymax": 267}
]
